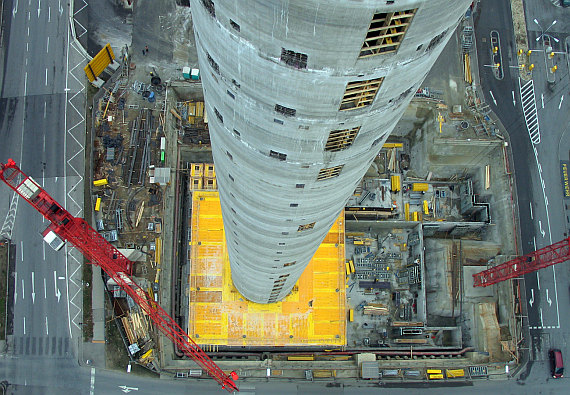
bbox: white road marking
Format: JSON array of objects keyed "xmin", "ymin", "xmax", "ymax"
[
  {"xmin": 118, "ymin": 386, "xmax": 139, "ymax": 393},
  {"xmin": 27, "ymin": 26, "xmax": 29, "ymax": 36},
  {"xmin": 44, "ymin": 101, "xmax": 47, "ymax": 118},
  {"xmin": 45, "ymin": 316, "xmax": 49, "ymax": 335},
  {"xmin": 529, "ymin": 202, "xmax": 533, "ymax": 219},
  {"xmin": 31, "ymin": 272, "xmax": 35, "ymax": 304},
  {"xmin": 24, "ymin": 72, "xmax": 27, "ymax": 96},
  {"xmin": 537, "ymin": 271, "xmax": 540, "ymax": 290},
  {"xmin": 546, "ymin": 289, "xmax": 552, "ymax": 306},
  {"xmin": 23, "ymin": 317, "xmax": 26, "ymax": 335},
  {"xmin": 45, "ymin": 68, "xmax": 48, "ymax": 86},
  {"xmin": 489, "ymin": 90, "xmax": 497, "ymax": 105},
  {"xmin": 559, "ymin": 95, "xmax": 564, "ymax": 110},
  {"xmin": 28, "ymin": 11, "xmax": 30, "ymax": 20},
  {"xmin": 533, "ymin": 236, "xmax": 536, "ymax": 251},
  {"xmin": 44, "ymin": 278, "xmax": 47, "ymax": 298},
  {"xmin": 529, "ymin": 288, "xmax": 534, "ymax": 307},
  {"xmin": 20, "ymin": 241, "xmax": 24, "ymax": 261},
  {"xmin": 12, "ymin": 0, "xmax": 18, "ymax": 17},
  {"xmin": 14, "ymin": 272, "xmax": 18, "ymax": 302},
  {"xmin": 541, "ymin": 93, "xmax": 544, "ymax": 108},
  {"xmin": 26, "ymin": 42, "xmax": 28, "ymax": 52},
  {"xmin": 21, "ymin": 279, "xmax": 24, "ymax": 299},
  {"xmin": 48, "ymin": 6, "xmax": 50, "ymax": 22},
  {"xmin": 42, "ymin": 241, "xmax": 45, "ymax": 259},
  {"xmin": 539, "ymin": 220, "xmax": 546, "ymax": 237},
  {"xmin": 540, "ymin": 308, "xmax": 544, "ymax": 327},
  {"xmin": 90, "ymin": 368, "xmax": 95, "ymax": 395},
  {"xmin": 58, "ymin": 276, "xmax": 65, "ymax": 280},
  {"xmin": 512, "ymin": 90, "xmax": 516, "ymax": 106},
  {"xmin": 37, "ymin": 0, "xmax": 41, "ymax": 18},
  {"xmin": 46, "ymin": 36, "xmax": 49, "ymax": 53}
]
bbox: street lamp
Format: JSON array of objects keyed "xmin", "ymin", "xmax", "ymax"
[{"xmin": 534, "ymin": 19, "xmax": 557, "ymax": 42}]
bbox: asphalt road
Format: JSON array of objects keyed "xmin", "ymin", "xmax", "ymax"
[
  {"xmin": 0, "ymin": 0, "xmax": 87, "ymax": 391},
  {"xmin": 475, "ymin": 0, "xmax": 570, "ymax": 384}
]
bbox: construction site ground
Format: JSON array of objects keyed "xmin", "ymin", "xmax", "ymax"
[{"xmin": 79, "ymin": 0, "xmax": 522, "ymax": 383}]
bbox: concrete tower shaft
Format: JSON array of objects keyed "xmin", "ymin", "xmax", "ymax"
[{"xmin": 190, "ymin": 0, "xmax": 472, "ymax": 303}]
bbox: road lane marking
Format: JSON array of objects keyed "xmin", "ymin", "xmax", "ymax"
[
  {"xmin": 512, "ymin": 91, "xmax": 516, "ymax": 106},
  {"xmin": 14, "ymin": 272, "xmax": 17, "ymax": 302},
  {"xmin": 31, "ymin": 272, "xmax": 35, "ymax": 304},
  {"xmin": 46, "ymin": 36, "xmax": 49, "ymax": 53},
  {"xmin": 48, "ymin": 6, "xmax": 51, "ymax": 22},
  {"xmin": 21, "ymin": 241, "xmax": 23, "ymax": 261},
  {"xmin": 529, "ymin": 202, "xmax": 533, "ymax": 219},
  {"xmin": 541, "ymin": 93, "xmax": 544, "ymax": 108},
  {"xmin": 28, "ymin": 11, "xmax": 30, "ymax": 20},
  {"xmin": 46, "ymin": 316, "xmax": 49, "ymax": 335},
  {"xmin": 44, "ymin": 101, "xmax": 47, "ymax": 118},
  {"xmin": 24, "ymin": 72, "xmax": 27, "ymax": 96},
  {"xmin": 540, "ymin": 308, "xmax": 544, "ymax": 327},
  {"xmin": 529, "ymin": 288, "xmax": 534, "ymax": 307},
  {"xmin": 44, "ymin": 278, "xmax": 47, "ymax": 298},
  {"xmin": 537, "ymin": 271, "xmax": 540, "ymax": 290},
  {"xmin": 27, "ymin": 26, "xmax": 29, "ymax": 36},
  {"xmin": 38, "ymin": 0, "xmax": 41, "ymax": 18},
  {"xmin": 90, "ymin": 368, "xmax": 95, "ymax": 395},
  {"xmin": 45, "ymin": 68, "xmax": 48, "ymax": 86},
  {"xmin": 489, "ymin": 90, "xmax": 497, "ymax": 105},
  {"xmin": 22, "ymin": 279, "xmax": 25, "ymax": 299},
  {"xmin": 559, "ymin": 95, "xmax": 564, "ymax": 110},
  {"xmin": 23, "ymin": 317, "xmax": 26, "ymax": 335},
  {"xmin": 533, "ymin": 236, "xmax": 536, "ymax": 250},
  {"xmin": 42, "ymin": 241, "xmax": 45, "ymax": 259}
]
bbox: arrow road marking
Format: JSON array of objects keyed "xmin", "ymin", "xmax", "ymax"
[
  {"xmin": 119, "ymin": 386, "xmax": 139, "ymax": 393},
  {"xmin": 54, "ymin": 271, "xmax": 61, "ymax": 302},
  {"xmin": 559, "ymin": 95, "xmax": 564, "ymax": 110},
  {"xmin": 546, "ymin": 289, "xmax": 552, "ymax": 306},
  {"xmin": 31, "ymin": 272, "xmax": 35, "ymax": 304},
  {"xmin": 489, "ymin": 90, "xmax": 497, "ymax": 106},
  {"xmin": 529, "ymin": 289, "xmax": 534, "ymax": 307},
  {"xmin": 539, "ymin": 220, "xmax": 546, "ymax": 238},
  {"xmin": 13, "ymin": 0, "xmax": 18, "ymax": 17}
]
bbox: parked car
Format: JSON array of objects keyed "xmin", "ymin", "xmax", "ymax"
[{"xmin": 549, "ymin": 349, "xmax": 564, "ymax": 378}]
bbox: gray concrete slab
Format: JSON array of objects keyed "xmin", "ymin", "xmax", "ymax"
[{"xmin": 463, "ymin": 266, "xmax": 494, "ymax": 298}]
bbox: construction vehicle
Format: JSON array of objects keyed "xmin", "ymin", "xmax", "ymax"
[
  {"xmin": 473, "ymin": 236, "xmax": 570, "ymax": 287},
  {"xmin": 0, "ymin": 159, "xmax": 238, "ymax": 392}
]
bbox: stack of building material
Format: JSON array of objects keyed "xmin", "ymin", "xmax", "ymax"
[{"xmin": 363, "ymin": 303, "xmax": 389, "ymax": 315}]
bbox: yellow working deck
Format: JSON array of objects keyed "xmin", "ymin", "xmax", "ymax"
[{"xmin": 188, "ymin": 191, "xmax": 346, "ymax": 347}]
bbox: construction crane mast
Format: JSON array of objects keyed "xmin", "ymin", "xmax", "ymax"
[
  {"xmin": 0, "ymin": 159, "xmax": 238, "ymax": 392},
  {"xmin": 473, "ymin": 236, "xmax": 570, "ymax": 287}
]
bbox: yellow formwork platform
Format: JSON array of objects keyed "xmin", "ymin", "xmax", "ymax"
[{"xmin": 188, "ymin": 191, "xmax": 347, "ymax": 347}]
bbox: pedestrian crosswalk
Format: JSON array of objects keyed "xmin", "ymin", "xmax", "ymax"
[
  {"xmin": 520, "ymin": 79, "xmax": 541, "ymax": 145},
  {"xmin": 12, "ymin": 336, "xmax": 70, "ymax": 358}
]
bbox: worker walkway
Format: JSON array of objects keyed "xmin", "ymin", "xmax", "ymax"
[{"xmin": 188, "ymin": 191, "xmax": 346, "ymax": 347}]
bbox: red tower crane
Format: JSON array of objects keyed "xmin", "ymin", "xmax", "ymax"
[
  {"xmin": 0, "ymin": 159, "xmax": 238, "ymax": 392},
  {"xmin": 473, "ymin": 236, "xmax": 570, "ymax": 287}
]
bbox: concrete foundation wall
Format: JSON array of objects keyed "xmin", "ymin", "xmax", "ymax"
[{"xmin": 190, "ymin": 0, "xmax": 472, "ymax": 303}]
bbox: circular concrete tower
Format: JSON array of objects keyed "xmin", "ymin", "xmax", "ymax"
[{"xmin": 190, "ymin": 0, "xmax": 472, "ymax": 303}]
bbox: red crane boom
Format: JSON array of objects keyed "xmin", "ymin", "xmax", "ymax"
[
  {"xmin": 473, "ymin": 236, "xmax": 570, "ymax": 287},
  {"xmin": 0, "ymin": 159, "xmax": 238, "ymax": 392}
]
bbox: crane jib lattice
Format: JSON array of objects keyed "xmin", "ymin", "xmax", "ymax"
[
  {"xmin": 472, "ymin": 237, "xmax": 570, "ymax": 287},
  {"xmin": 0, "ymin": 159, "xmax": 238, "ymax": 392}
]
